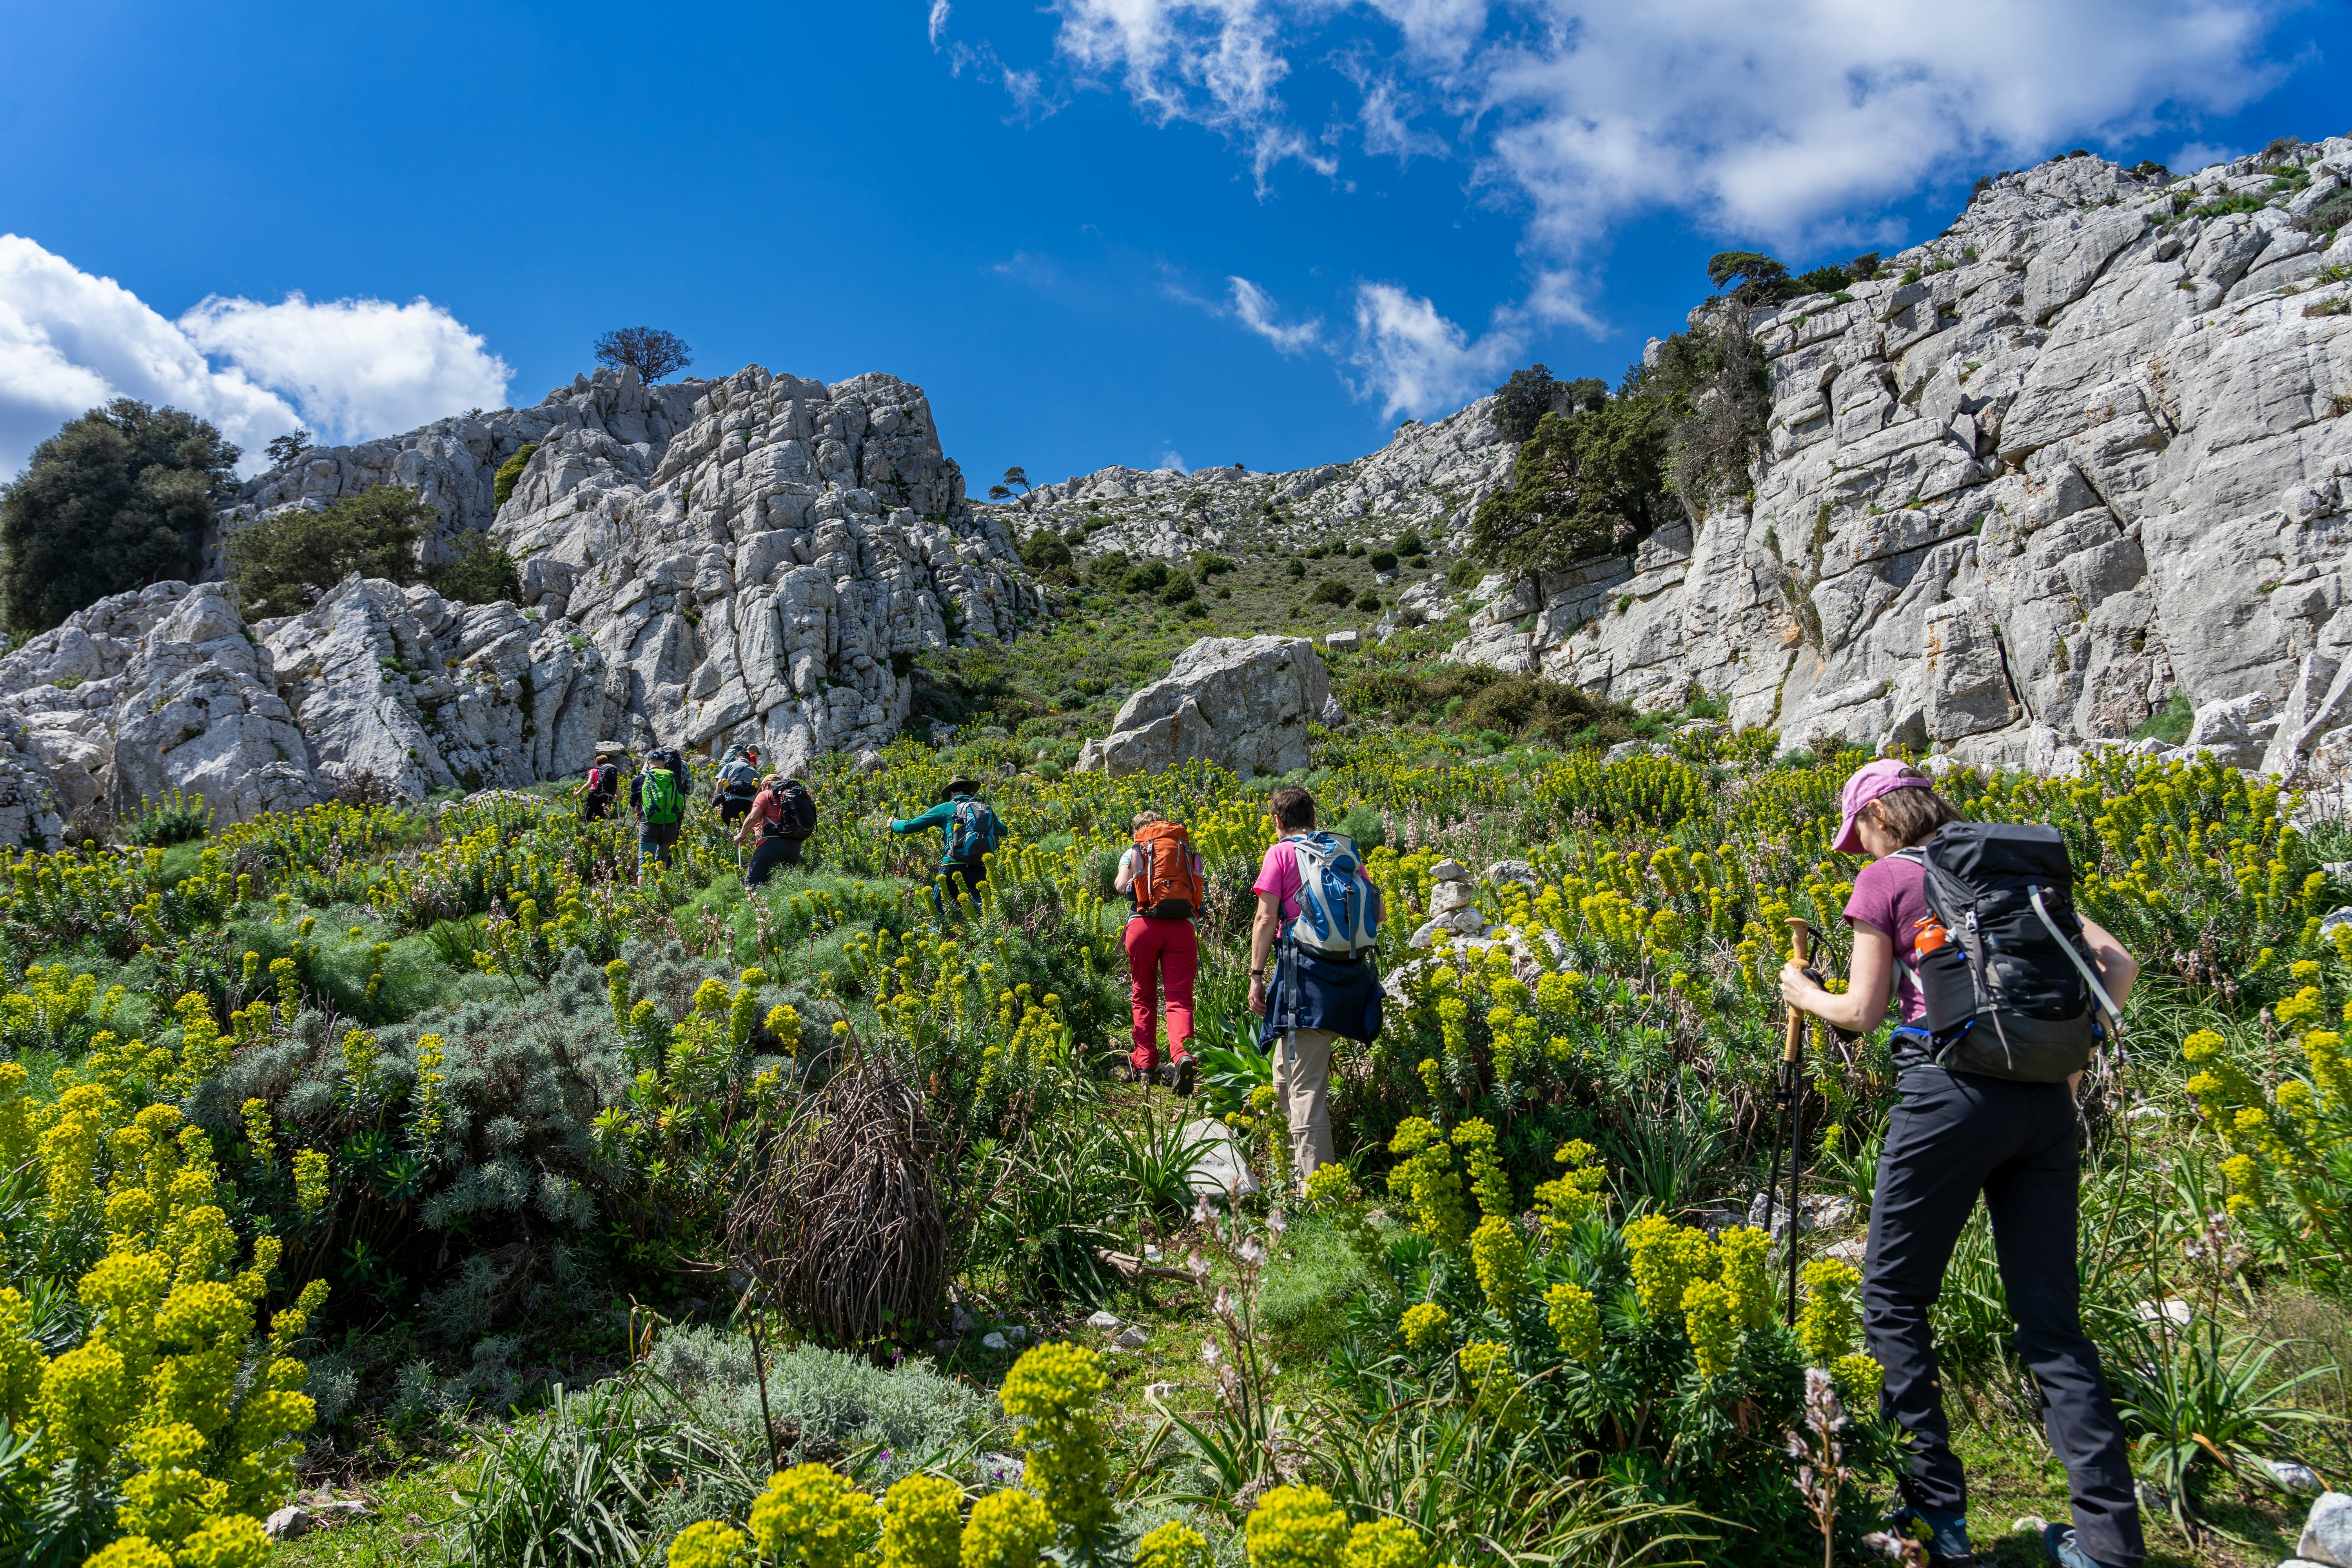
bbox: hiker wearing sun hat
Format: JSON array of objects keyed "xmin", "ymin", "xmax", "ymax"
[{"xmin": 1782, "ymin": 759, "xmax": 2146, "ymax": 1568}]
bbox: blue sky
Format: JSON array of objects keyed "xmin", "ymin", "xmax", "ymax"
[{"xmin": 1, "ymin": 1, "xmax": 2345, "ymax": 486}]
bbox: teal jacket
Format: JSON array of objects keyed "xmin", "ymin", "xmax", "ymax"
[{"xmin": 889, "ymin": 795, "xmax": 989, "ymax": 867}]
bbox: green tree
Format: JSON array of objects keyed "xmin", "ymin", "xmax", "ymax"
[
  {"xmin": 226, "ymin": 485, "xmax": 436, "ymax": 619},
  {"xmin": 265, "ymin": 427, "xmax": 313, "ymax": 468},
  {"xmin": 593, "ymin": 327, "xmax": 692, "ymax": 383},
  {"xmin": 0, "ymin": 399, "xmax": 241, "ymax": 633},
  {"xmin": 1469, "ymin": 396, "xmax": 1668, "ymax": 573},
  {"xmin": 426, "ymin": 535, "xmax": 523, "ymax": 606},
  {"xmin": 1492, "ymin": 364, "xmax": 1559, "ymax": 444}
]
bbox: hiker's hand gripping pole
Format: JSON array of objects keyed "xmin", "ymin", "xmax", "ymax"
[{"xmin": 1778, "ymin": 918, "xmax": 1811, "ymax": 1322}]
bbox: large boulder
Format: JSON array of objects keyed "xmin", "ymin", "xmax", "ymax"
[
  {"xmin": 1078, "ymin": 636, "xmax": 1330, "ymax": 779},
  {"xmin": 107, "ymin": 583, "xmax": 322, "ymax": 825},
  {"xmin": 260, "ymin": 574, "xmax": 626, "ymax": 800}
]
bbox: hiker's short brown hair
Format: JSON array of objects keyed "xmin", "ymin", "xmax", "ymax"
[
  {"xmin": 1866, "ymin": 772, "xmax": 1963, "ymax": 848},
  {"xmin": 1267, "ymin": 786, "xmax": 1316, "ymax": 831},
  {"xmin": 1131, "ymin": 810, "xmax": 1164, "ymax": 829}
]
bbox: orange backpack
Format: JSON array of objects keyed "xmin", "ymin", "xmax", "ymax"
[{"xmin": 1132, "ymin": 821, "xmax": 1205, "ymax": 920}]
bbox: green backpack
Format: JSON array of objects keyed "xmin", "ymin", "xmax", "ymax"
[{"xmin": 641, "ymin": 766, "xmax": 685, "ymax": 826}]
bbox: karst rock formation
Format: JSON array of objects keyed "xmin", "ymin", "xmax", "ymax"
[
  {"xmin": 1443, "ymin": 141, "xmax": 2352, "ymax": 778},
  {"xmin": 0, "ymin": 366, "xmax": 1044, "ymax": 832}
]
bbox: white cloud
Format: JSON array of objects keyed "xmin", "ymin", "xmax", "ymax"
[
  {"xmin": 1347, "ymin": 280, "xmax": 1520, "ymax": 418},
  {"xmin": 0, "ymin": 234, "xmax": 297, "ymax": 478},
  {"xmin": 1021, "ymin": 2, "xmax": 2298, "ymax": 411},
  {"xmin": 1159, "ymin": 448, "xmax": 1189, "ymax": 472},
  {"xmin": 1227, "ymin": 276, "xmax": 1323, "ymax": 353},
  {"xmin": 0, "ymin": 234, "xmax": 510, "ymax": 479},
  {"xmin": 179, "ymin": 293, "xmax": 511, "ymax": 451},
  {"xmin": 929, "ymin": 0, "xmax": 952, "ymax": 47},
  {"xmin": 1050, "ymin": 0, "xmax": 1338, "ymax": 191}
]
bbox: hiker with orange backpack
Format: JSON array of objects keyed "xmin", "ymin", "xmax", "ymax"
[{"xmin": 1115, "ymin": 811, "xmax": 1205, "ymax": 1094}]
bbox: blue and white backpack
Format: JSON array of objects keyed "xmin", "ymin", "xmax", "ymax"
[{"xmin": 1285, "ymin": 832, "xmax": 1382, "ymax": 958}]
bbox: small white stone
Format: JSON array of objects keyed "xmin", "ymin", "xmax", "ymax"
[
  {"xmin": 265, "ymin": 1506, "xmax": 311, "ymax": 1542},
  {"xmin": 1086, "ymin": 1310, "xmax": 1122, "ymax": 1331},
  {"xmin": 982, "ymin": 1332, "xmax": 1009, "ymax": 1351},
  {"xmin": 1428, "ymin": 859, "xmax": 1470, "ymax": 882},
  {"xmin": 1114, "ymin": 1325, "xmax": 1150, "ymax": 1350},
  {"xmin": 2263, "ymin": 1457, "xmax": 2322, "ymax": 1493},
  {"xmin": 2134, "ymin": 1298, "xmax": 2192, "ymax": 1327}
]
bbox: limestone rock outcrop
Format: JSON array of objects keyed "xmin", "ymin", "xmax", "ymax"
[
  {"xmin": 258, "ymin": 575, "xmax": 626, "ymax": 800},
  {"xmin": 0, "ymin": 582, "xmax": 321, "ymax": 829},
  {"xmin": 1437, "ymin": 140, "xmax": 2352, "ymax": 774},
  {"xmin": 1077, "ymin": 636, "xmax": 1330, "ymax": 778},
  {"xmin": 212, "ymin": 364, "xmax": 1046, "ymax": 786}
]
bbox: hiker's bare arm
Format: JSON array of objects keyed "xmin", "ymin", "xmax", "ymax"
[
  {"xmin": 1779, "ymin": 924, "xmax": 1895, "ymax": 1034},
  {"xmin": 1113, "ymin": 852, "xmax": 1135, "ymax": 895},
  {"xmin": 2080, "ymin": 915, "xmax": 2138, "ymax": 1008},
  {"xmin": 1247, "ymin": 891, "xmax": 1280, "ymax": 1016}
]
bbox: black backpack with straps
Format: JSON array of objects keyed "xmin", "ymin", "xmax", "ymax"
[{"xmin": 1899, "ymin": 823, "xmax": 2123, "ymax": 1082}]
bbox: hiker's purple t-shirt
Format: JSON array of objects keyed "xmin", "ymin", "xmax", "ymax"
[{"xmin": 1845, "ymin": 854, "xmax": 1931, "ymax": 1025}]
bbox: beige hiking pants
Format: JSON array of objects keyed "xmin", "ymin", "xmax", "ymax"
[{"xmin": 1270, "ymin": 1028, "xmax": 1338, "ymax": 1185}]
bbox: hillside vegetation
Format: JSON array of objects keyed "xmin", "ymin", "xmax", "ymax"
[{"xmin": 0, "ymin": 711, "xmax": 2344, "ymax": 1568}]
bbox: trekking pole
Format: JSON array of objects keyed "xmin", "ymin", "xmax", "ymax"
[{"xmin": 1780, "ymin": 916, "xmax": 1812, "ymax": 1323}]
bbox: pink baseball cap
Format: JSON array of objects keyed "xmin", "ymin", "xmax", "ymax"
[{"xmin": 1833, "ymin": 759, "xmax": 1931, "ymax": 853}]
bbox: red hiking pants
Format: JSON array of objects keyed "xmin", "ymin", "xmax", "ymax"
[{"xmin": 1124, "ymin": 915, "xmax": 1196, "ymax": 1072}]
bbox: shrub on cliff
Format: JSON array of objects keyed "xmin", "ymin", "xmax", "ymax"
[
  {"xmin": 227, "ymin": 485, "xmax": 436, "ymax": 618},
  {"xmin": 428, "ymin": 534, "xmax": 524, "ymax": 606},
  {"xmin": 491, "ymin": 442, "xmax": 540, "ymax": 508},
  {"xmin": 0, "ymin": 398, "xmax": 240, "ymax": 633}
]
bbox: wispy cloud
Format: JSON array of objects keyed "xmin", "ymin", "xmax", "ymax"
[
  {"xmin": 928, "ymin": 0, "xmax": 951, "ymax": 48},
  {"xmin": 1227, "ymin": 276, "xmax": 1323, "ymax": 354},
  {"xmin": 968, "ymin": 1, "xmax": 2304, "ymax": 416},
  {"xmin": 1347, "ymin": 280, "xmax": 1520, "ymax": 419}
]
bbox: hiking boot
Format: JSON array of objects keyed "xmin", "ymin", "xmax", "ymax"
[
  {"xmin": 2041, "ymin": 1523, "xmax": 2118, "ymax": 1568},
  {"xmin": 1883, "ymin": 1504, "xmax": 1973, "ymax": 1565},
  {"xmin": 1169, "ymin": 1056, "xmax": 1196, "ymax": 1097}
]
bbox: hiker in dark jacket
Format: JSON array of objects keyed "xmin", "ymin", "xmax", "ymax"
[
  {"xmin": 1782, "ymin": 760, "xmax": 2141, "ymax": 1568},
  {"xmin": 714, "ymin": 744, "xmax": 763, "ymax": 823},
  {"xmin": 576, "ymin": 748, "xmax": 622, "ymax": 822},
  {"xmin": 889, "ymin": 779, "xmax": 1002, "ymax": 916}
]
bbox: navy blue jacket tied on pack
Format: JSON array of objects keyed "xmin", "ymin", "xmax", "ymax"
[{"xmin": 1260, "ymin": 945, "xmax": 1383, "ymax": 1047}]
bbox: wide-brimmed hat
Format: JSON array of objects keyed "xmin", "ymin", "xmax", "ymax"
[{"xmin": 1833, "ymin": 759, "xmax": 1931, "ymax": 853}]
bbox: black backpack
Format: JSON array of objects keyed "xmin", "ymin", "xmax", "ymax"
[
  {"xmin": 775, "ymin": 783, "xmax": 818, "ymax": 841},
  {"xmin": 589, "ymin": 763, "xmax": 617, "ymax": 797},
  {"xmin": 1903, "ymin": 823, "xmax": 2123, "ymax": 1082}
]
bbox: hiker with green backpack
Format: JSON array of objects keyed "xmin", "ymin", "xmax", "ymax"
[
  {"xmin": 888, "ymin": 777, "xmax": 1006, "ymax": 918},
  {"xmin": 630, "ymin": 745, "xmax": 692, "ymax": 882}
]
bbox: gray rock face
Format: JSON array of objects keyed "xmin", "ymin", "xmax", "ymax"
[
  {"xmin": 2299, "ymin": 1490, "xmax": 2352, "ymax": 1567},
  {"xmin": 201, "ymin": 363, "xmax": 1045, "ymax": 795},
  {"xmin": 1077, "ymin": 636, "xmax": 1330, "ymax": 779},
  {"xmin": 485, "ymin": 367, "xmax": 1042, "ymax": 777},
  {"xmin": 1001, "ymin": 402, "xmax": 1514, "ymax": 563},
  {"xmin": 102, "ymin": 583, "xmax": 321, "ymax": 826},
  {"xmin": 1441, "ymin": 140, "xmax": 2352, "ymax": 773},
  {"xmin": 259, "ymin": 575, "xmax": 626, "ymax": 800}
]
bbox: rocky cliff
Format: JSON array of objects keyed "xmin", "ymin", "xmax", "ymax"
[
  {"xmin": 0, "ymin": 365, "xmax": 1044, "ymax": 835},
  {"xmin": 1446, "ymin": 140, "xmax": 2352, "ymax": 776}
]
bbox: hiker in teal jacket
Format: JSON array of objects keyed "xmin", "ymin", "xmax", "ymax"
[{"xmin": 890, "ymin": 779, "xmax": 1004, "ymax": 913}]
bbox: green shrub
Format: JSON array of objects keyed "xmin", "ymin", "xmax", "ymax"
[
  {"xmin": 228, "ymin": 485, "xmax": 438, "ymax": 619},
  {"xmin": 1022, "ymin": 529, "xmax": 1073, "ymax": 570},
  {"xmin": 1311, "ymin": 579, "xmax": 1354, "ymax": 607},
  {"xmin": 1370, "ymin": 551, "xmax": 1399, "ymax": 572},
  {"xmin": 427, "ymin": 535, "xmax": 524, "ymax": 606},
  {"xmin": 492, "ymin": 443, "xmax": 540, "ymax": 509},
  {"xmin": 125, "ymin": 787, "xmax": 214, "ymax": 846},
  {"xmin": 1159, "ymin": 575, "xmax": 1198, "ymax": 605},
  {"xmin": 1123, "ymin": 560, "xmax": 1170, "ymax": 594},
  {"xmin": 2134, "ymin": 691, "xmax": 2195, "ymax": 745},
  {"xmin": 1392, "ymin": 530, "xmax": 1425, "ymax": 557},
  {"xmin": 1355, "ymin": 591, "xmax": 1383, "ymax": 612},
  {"xmin": 1285, "ymin": 559, "xmax": 1307, "ymax": 580}
]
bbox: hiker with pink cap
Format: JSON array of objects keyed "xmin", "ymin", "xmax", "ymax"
[{"xmin": 1780, "ymin": 759, "xmax": 2145, "ymax": 1568}]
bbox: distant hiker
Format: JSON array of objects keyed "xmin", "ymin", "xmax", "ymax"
[
  {"xmin": 1247, "ymin": 785, "xmax": 1382, "ymax": 1185},
  {"xmin": 1116, "ymin": 810, "xmax": 1204, "ymax": 1093},
  {"xmin": 577, "ymin": 748, "xmax": 622, "ymax": 822},
  {"xmin": 631, "ymin": 744, "xmax": 691, "ymax": 881},
  {"xmin": 1781, "ymin": 759, "xmax": 2141, "ymax": 1568},
  {"xmin": 715, "ymin": 744, "xmax": 763, "ymax": 824},
  {"xmin": 889, "ymin": 778, "xmax": 1005, "ymax": 916},
  {"xmin": 739, "ymin": 774, "xmax": 818, "ymax": 886}
]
